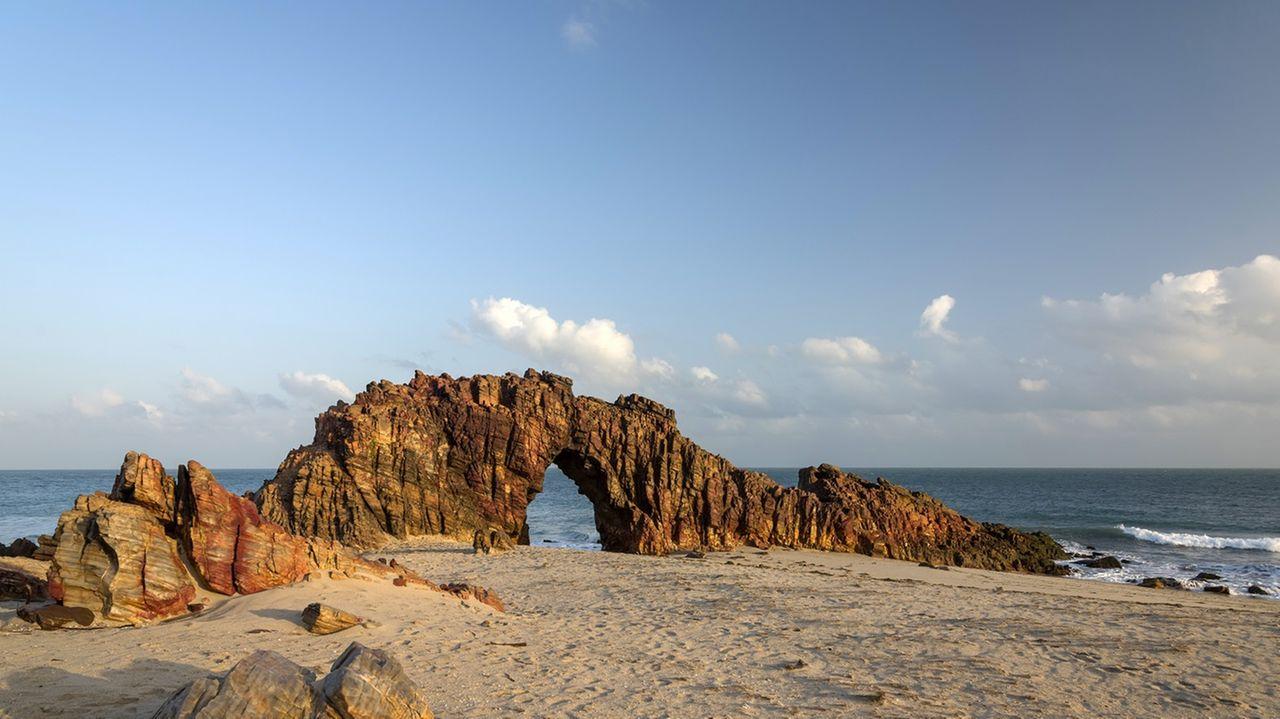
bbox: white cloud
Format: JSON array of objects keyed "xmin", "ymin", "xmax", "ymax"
[
  {"xmin": 561, "ymin": 18, "xmax": 596, "ymax": 48},
  {"xmin": 732, "ymin": 379, "xmax": 768, "ymax": 407},
  {"xmin": 800, "ymin": 336, "xmax": 883, "ymax": 365},
  {"xmin": 71, "ymin": 388, "xmax": 125, "ymax": 417},
  {"xmin": 1042, "ymin": 254, "xmax": 1280, "ymax": 405},
  {"xmin": 690, "ymin": 366, "xmax": 719, "ymax": 383},
  {"xmin": 471, "ymin": 297, "xmax": 642, "ymax": 382},
  {"xmin": 71, "ymin": 388, "xmax": 163, "ymax": 425},
  {"xmin": 179, "ymin": 368, "xmax": 236, "ymax": 405},
  {"xmin": 715, "ymin": 332, "xmax": 741, "ymax": 353},
  {"xmin": 1018, "ymin": 378, "xmax": 1049, "ymax": 393},
  {"xmin": 919, "ymin": 294, "xmax": 957, "ymax": 341},
  {"xmin": 640, "ymin": 358, "xmax": 675, "ymax": 380},
  {"xmin": 279, "ymin": 371, "xmax": 356, "ymax": 405}
]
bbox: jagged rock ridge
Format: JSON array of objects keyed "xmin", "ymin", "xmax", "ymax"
[{"xmin": 257, "ymin": 370, "xmax": 1065, "ymax": 573}]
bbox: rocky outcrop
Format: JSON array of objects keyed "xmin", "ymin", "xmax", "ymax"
[
  {"xmin": 47, "ymin": 493, "xmax": 196, "ymax": 622},
  {"xmin": 43, "ymin": 452, "xmax": 496, "ymax": 626},
  {"xmin": 257, "ymin": 370, "xmax": 1066, "ymax": 573},
  {"xmin": 0, "ymin": 537, "xmax": 38, "ymax": 558},
  {"xmin": 177, "ymin": 461, "xmax": 310, "ymax": 595},
  {"xmin": 152, "ymin": 642, "xmax": 432, "ymax": 719}
]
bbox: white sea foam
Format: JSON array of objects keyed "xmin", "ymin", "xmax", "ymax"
[{"xmin": 1117, "ymin": 525, "xmax": 1280, "ymax": 553}]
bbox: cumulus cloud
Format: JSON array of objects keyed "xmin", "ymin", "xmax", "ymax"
[
  {"xmin": 690, "ymin": 366, "xmax": 719, "ymax": 383},
  {"xmin": 800, "ymin": 336, "xmax": 883, "ymax": 365},
  {"xmin": 279, "ymin": 371, "xmax": 356, "ymax": 405},
  {"xmin": 561, "ymin": 18, "xmax": 596, "ymax": 48},
  {"xmin": 715, "ymin": 332, "xmax": 741, "ymax": 353},
  {"xmin": 471, "ymin": 297, "xmax": 663, "ymax": 384},
  {"xmin": 919, "ymin": 294, "xmax": 957, "ymax": 341},
  {"xmin": 1018, "ymin": 378, "xmax": 1049, "ymax": 393},
  {"xmin": 1042, "ymin": 254, "xmax": 1280, "ymax": 405}
]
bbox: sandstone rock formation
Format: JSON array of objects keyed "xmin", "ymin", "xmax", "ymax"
[
  {"xmin": 48, "ymin": 492, "xmax": 196, "ymax": 622},
  {"xmin": 42, "ymin": 452, "xmax": 499, "ymax": 626},
  {"xmin": 152, "ymin": 642, "xmax": 433, "ymax": 719},
  {"xmin": 258, "ymin": 370, "xmax": 1065, "ymax": 573}
]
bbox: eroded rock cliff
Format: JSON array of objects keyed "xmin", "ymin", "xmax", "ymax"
[{"xmin": 257, "ymin": 370, "xmax": 1065, "ymax": 573}]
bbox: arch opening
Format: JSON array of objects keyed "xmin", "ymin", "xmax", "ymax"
[{"xmin": 518, "ymin": 449, "xmax": 607, "ymax": 550}]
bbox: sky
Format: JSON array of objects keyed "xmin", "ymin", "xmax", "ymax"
[{"xmin": 1, "ymin": 2, "xmax": 1279, "ymax": 468}]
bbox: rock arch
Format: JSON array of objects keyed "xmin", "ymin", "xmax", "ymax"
[{"xmin": 256, "ymin": 369, "xmax": 1065, "ymax": 573}]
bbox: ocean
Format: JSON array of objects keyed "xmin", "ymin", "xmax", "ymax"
[{"xmin": 3, "ymin": 466, "xmax": 1277, "ymax": 597}]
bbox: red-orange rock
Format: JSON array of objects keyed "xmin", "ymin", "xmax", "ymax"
[
  {"xmin": 257, "ymin": 370, "xmax": 1065, "ymax": 573},
  {"xmin": 178, "ymin": 461, "xmax": 309, "ymax": 595},
  {"xmin": 110, "ymin": 450, "xmax": 177, "ymax": 524}
]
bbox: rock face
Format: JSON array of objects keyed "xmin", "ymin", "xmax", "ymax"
[
  {"xmin": 257, "ymin": 370, "xmax": 1065, "ymax": 573},
  {"xmin": 178, "ymin": 461, "xmax": 310, "ymax": 595},
  {"xmin": 45, "ymin": 453, "xmax": 314, "ymax": 624},
  {"xmin": 152, "ymin": 642, "xmax": 432, "ymax": 719},
  {"xmin": 44, "ymin": 452, "xmax": 477, "ymax": 626},
  {"xmin": 47, "ymin": 493, "xmax": 196, "ymax": 623}
]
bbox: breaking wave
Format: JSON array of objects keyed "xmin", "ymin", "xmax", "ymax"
[{"xmin": 1118, "ymin": 525, "xmax": 1280, "ymax": 553}]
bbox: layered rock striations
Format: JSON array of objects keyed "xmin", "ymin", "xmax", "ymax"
[
  {"xmin": 257, "ymin": 370, "xmax": 1065, "ymax": 573},
  {"xmin": 43, "ymin": 451, "xmax": 484, "ymax": 626}
]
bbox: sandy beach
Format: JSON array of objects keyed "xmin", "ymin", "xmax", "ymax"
[{"xmin": 2, "ymin": 541, "xmax": 1275, "ymax": 718}]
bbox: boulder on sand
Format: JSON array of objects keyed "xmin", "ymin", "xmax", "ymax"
[
  {"xmin": 301, "ymin": 603, "xmax": 364, "ymax": 635},
  {"xmin": 151, "ymin": 642, "xmax": 432, "ymax": 719}
]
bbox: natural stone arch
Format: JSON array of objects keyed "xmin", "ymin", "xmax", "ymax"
[{"xmin": 256, "ymin": 369, "xmax": 1065, "ymax": 573}]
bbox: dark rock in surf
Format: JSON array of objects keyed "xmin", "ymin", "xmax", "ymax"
[
  {"xmin": 1202, "ymin": 585, "xmax": 1230, "ymax": 595},
  {"xmin": 1082, "ymin": 555, "xmax": 1122, "ymax": 569},
  {"xmin": 1192, "ymin": 572, "xmax": 1222, "ymax": 581},
  {"xmin": 1138, "ymin": 577, "xmax": 1184, "ymax": 590},
  {"xmin": 1246, "ymin": 585, "xmax": 1270, "ymax": 596}
]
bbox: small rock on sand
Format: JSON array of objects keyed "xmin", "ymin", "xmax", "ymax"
[{"xmin": 301, "ymin": 603, "xmax": 364, "ymax": 635}]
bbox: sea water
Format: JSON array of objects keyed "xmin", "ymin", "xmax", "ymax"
[{"xmin": 2, "ymin": 466, "xmax": 1276, "ymax": 596}]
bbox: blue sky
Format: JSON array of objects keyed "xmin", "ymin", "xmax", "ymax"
[{"xmin": 2, "ymin": 2, "xmax": 1278, "ymax": 468}]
